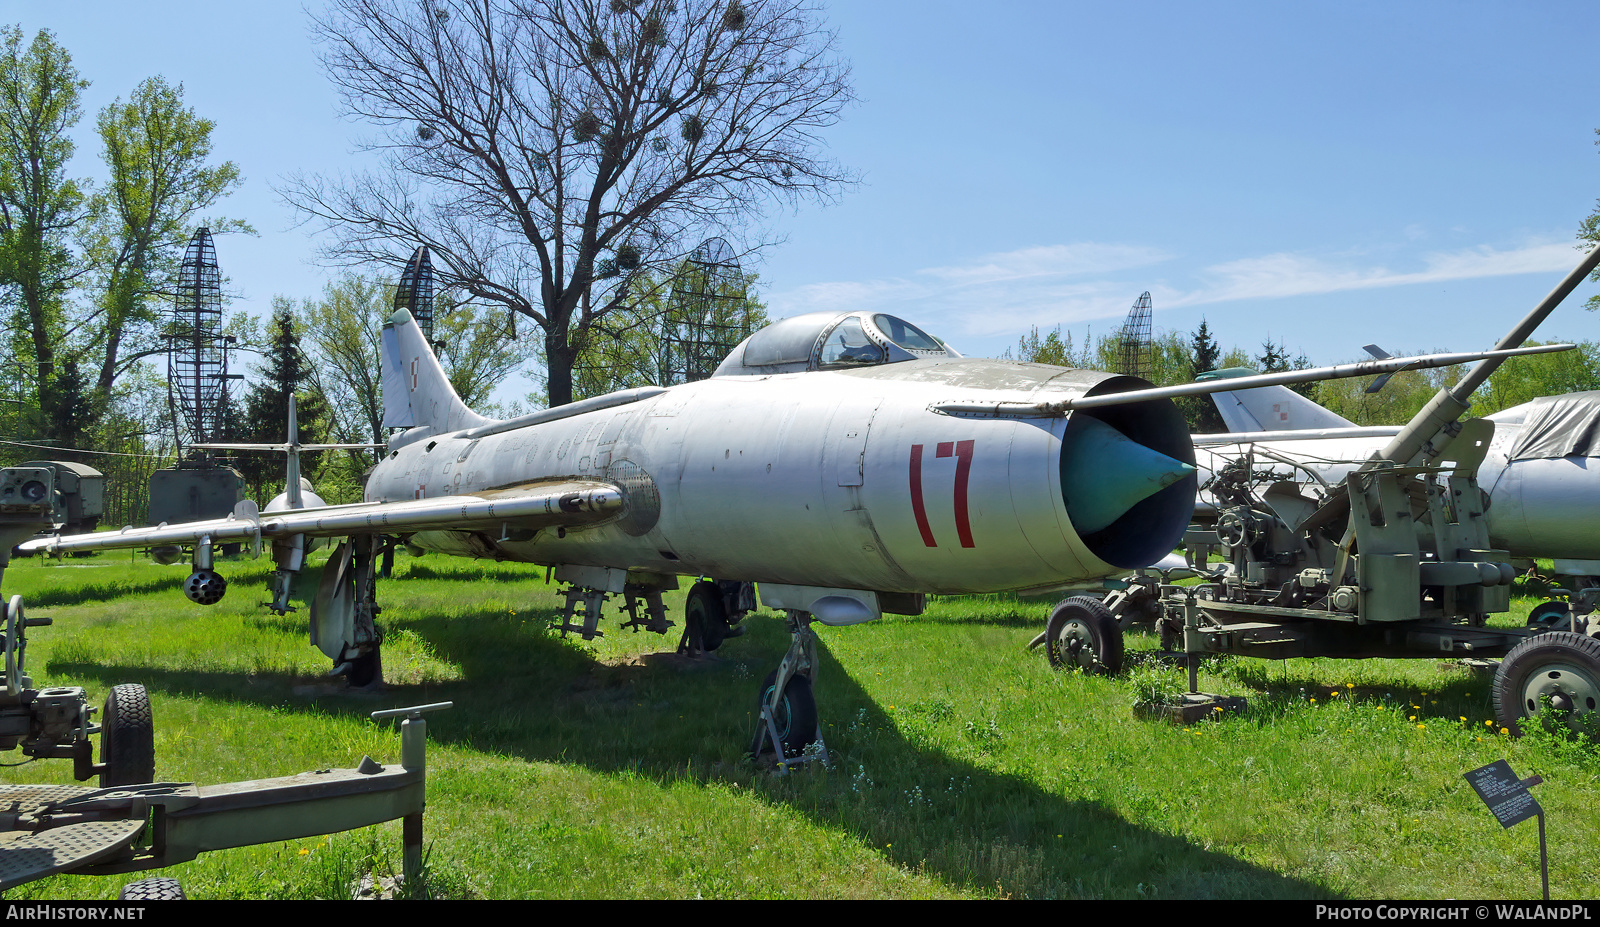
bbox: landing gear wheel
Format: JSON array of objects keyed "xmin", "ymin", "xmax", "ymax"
[
  {"xmin": 100, "ymin": 684, "xmax": 155, "ymax": 787},
  {"xmin": 1527, "ymin": 600, "xmax": 1572, "ymax": 631},
  {"xmin": 1493, "ymin": 631, "xmax": 1600, "ymax": 736},
  {"xmin": 749, "ymin": 669, "xmax": 818, "ymax": 758},
  {"xmin": 344, "ymin": 646, "xmax": 383, "ymax": 688},
  {"xmin": 118, "ymin": 877, "xmax": 186, "ymax": 900},
  {"xmin": 684, "ymin": 580, "xmax": 732, "ymax": 653},
  {"xmin": 1045, "ymin": 596, "xmax": 1124, "ymax": 675}
]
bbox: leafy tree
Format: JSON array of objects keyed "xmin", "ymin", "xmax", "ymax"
[
  {"xmin": 570, "ymin": 263, "xmax": 766, "ymax": 399},
  {"xmin": 85, "ymin": 75, "xmax": 249, "ymax": 397},
  {"xmin": 0, "ymin": 26, "xmax": 91, "ymax": 399},
  {"xmin": 285, "ymin": 0, "xmax": 855, "ymax": 407},
  {"xmin": 434, "ymin": 293, "xmax": 541, "ymax": 411},
  {"xmin": 1580, "ymin": 126, "xmax": 1600, "ymax": 311},
  {"xmin": 1006, "ymin": 325, "xmax": 1090, "ymax": 368}
]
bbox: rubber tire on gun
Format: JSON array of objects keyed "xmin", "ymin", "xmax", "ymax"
[
  {"xmin": 1044, "ymin": 595, "xmax": 1124, "ymax": 675},
  {"xmin": 750, "ymin": 669, "xmax": 818, "ymax": 758},
  {"xmin": 1492, "ymin": 631, "xmax": 1600, "ymax": 736},
  {"xmin": 100, "ymin": 683, "xmax": 155, "ymax": 787}
]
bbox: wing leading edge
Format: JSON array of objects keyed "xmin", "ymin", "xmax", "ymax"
[{"xmin": 19, "ymin": 480, "xmax": 624, "ymax": 555}]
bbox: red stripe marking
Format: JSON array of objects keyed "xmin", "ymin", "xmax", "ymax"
[
  {"xmin": 909, "ymin": 444, "xmax": 937, "ymax": 547},
  {"xmin": 953, "ymin": 439, "xmax": 975, "ymax": 548},
  {"xmin": 936, "ymin": 441, "xmax": 954, "ymax": 458}
]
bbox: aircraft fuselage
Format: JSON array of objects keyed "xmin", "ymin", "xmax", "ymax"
[{"xmin": 366, "ymin": 358, "xmax": 1196, "ymax": 596}]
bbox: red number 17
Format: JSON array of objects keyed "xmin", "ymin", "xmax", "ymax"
[{"xmin": 909, "ymin": 440, "xmax": 974, "ymax": 548}]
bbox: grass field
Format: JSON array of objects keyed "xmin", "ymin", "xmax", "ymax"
[{"xmin": 0, "ymin": 548, "xmax": 1594, "ymax": 900}]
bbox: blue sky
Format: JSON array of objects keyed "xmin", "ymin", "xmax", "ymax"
[{"xmin": 12, "ymin": 1, "xmax": 1600, "ymax": 396}]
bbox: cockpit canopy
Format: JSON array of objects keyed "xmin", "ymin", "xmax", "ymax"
[{"xmin": 712, "ymin": 311, "xmax": 959, "ymax": 377}]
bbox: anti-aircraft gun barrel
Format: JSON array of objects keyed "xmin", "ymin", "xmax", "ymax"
[{"xmin": 1376, "ymin": 242, "xmax": 1600, "ymax": 468}]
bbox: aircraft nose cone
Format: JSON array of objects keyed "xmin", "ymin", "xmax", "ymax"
[{"xmin": 1061, "ymin": 415, "xmax": 1196, "ymax": 534}]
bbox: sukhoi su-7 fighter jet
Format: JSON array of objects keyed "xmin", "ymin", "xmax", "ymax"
[{"xmin": 23, "ymin": 304, "xmax": 1568, "ymax": 758}]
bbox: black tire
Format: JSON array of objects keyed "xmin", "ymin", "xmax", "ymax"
[
  {"xmin": 1526, "ymin": 600, "xmax": 1571, "ymax": 631},
  {"xmin": 1044, "ymin": 595, "xmax": 1124, "ymax": 675},
  {"xmin": 750, "ymin": 669, "xmax": 818, "ymax": 758},
  {"xmin": 118, "ymin": 877, "xmax": 186, "ymax": 900},
  {"xmin": 685, "ymin": 580, "xmax": 731, "ymax": 652},
  {"xmin": 1493, "ymin": 631, "xmax": 1600, "ymax": 736},
  {"xmin": 345, "ymin": 646, "xmax": 383, "ymax": 688},
  {"xmin": 100, "ymin": 684, "xmax": 155, "ymax": 787}
]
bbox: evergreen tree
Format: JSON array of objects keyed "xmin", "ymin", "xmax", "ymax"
[
  {"xmin": 1182, "ymin": 319, "xmax": 1226, "ymax": 433},
  {"xmin": 240, "ymin": 303, "xmax": 322, "ymax": 499},
  {"xmin": 38, "ymin": 358, "xmax": 92, "ymax": 459}
]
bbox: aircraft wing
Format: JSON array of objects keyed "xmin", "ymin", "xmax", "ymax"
[{"xmin": 18, "ymin": 480, "xmax": 624, "ymax": 555}]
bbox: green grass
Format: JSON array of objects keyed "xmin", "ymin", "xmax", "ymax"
[{"xmin": 0, "ymin": 551, "xmax": 1593, "ymax": 899}]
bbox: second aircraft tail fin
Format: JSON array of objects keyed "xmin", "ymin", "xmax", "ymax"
[{"xmin": 1198, "ymin": 367, "xmax": 1358, "ymax": 432}]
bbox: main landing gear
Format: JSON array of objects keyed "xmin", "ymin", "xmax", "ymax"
[
  {"xmin": 679, "ymin": 580, "xmax": 751, "ymax": 655},
  {"xmin": 312, "ymin": 537, "xmax": 385, "ymax": 687}
]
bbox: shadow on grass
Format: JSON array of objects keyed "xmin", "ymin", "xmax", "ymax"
[
  {"xmin": 392, "ymin": 562, "xmax": 548, "ymax": 583},
  {"xmin": 19, "ymin": 575, "xmax": 195, "ymax": 608},
  {"xmin": 53, "ymin": 598, "xmax": 1336, "ymax": 900}
]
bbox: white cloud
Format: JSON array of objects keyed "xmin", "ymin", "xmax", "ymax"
[
  {"xmin": 1173, "ymin": 240, "xmax": 1579, "ymax": 307},
  {"xmin": 767, "ymin": 242, "xmax": 1173, "ymax": 343},
  {"xmin": 765, "ymin": 237, "xmax": 1582, "ymax": 354}
]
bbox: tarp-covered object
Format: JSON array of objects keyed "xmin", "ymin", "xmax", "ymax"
[{"xmin": 1507, "ymin": 391, "xmax": 1600, "ymax": 460}]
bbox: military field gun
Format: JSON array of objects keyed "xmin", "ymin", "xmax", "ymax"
[
  {"xmin": 1041, "ymin": 245, "xmax": 1600, "ymax": 735},
  {"xmin": 0, "ymin": 466, "xmax": 444, "ymax": 898}
]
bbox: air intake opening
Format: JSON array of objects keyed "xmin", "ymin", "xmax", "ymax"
[{"xmin": 1060, "ymin": 376, "xmax": 1196, "ymax": 569}]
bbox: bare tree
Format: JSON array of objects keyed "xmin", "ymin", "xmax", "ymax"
[{"xmin": 283, "ymin": 0, "xmax": 854, "ymax": 406}]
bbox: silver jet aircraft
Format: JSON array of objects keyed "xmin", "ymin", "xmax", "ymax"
[{"xmin": 22, "ymin": 308, "xmax": 1564, "ymax": 758}]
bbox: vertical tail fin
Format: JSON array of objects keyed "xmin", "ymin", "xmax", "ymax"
[
  {"xmin": 1210, "ymin": 382, "xmax": 1358, "ymax": 432},
  {"xmin": 381, "ymin": 308, "xmax": 490, "ymax": 437}
]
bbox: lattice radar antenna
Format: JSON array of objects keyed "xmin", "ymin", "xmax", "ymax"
[
  {"xmin": 1118, "ymin": 291, "xmax": 1154, "ymax": 381},
  {"xmin": 659, "ymin": 238, "xmax": 752, "ymax": 386},
  {"xmin": 394, "ymin": 246, "xmax": 438, "ymax": 345},
  {"xmin": 167, "ymin": 228, "xmax": 232, "ymax": 455}
]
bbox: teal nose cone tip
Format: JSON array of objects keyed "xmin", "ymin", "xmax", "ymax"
[{"xmin": 1062, "ymin": 415, "xmax": 1195, "ymax": 534}]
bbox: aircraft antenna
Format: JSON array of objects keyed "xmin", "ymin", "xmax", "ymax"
[
  {"xmin": 393, "ymin": 246, "xmax": 437, "ymax": 345},
  {"xmin": 658, "ymin": 238, "xmax": 753, "ymax": 386},
  {"xmin": 165, "ymin": 228, "xmax": 234, "ymax": 456},
  {"xmin": 1117, "ymin": 291, "xmax": 1154, "ymax": 380}
]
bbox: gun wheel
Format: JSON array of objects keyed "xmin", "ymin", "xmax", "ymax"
[
  {"xmin": 1493, "ymin": 631, "xmax": 1600, "ymax": 736},
  {"xmin": 1045, "ymin": 596, "xmax": 1124, "ymax": 675},
  {"xmin": 100, "ymin": 683, "xmax": 155, "ymax": 787},
  {"xmin": 1526, "ymin": 600, "xmax": 1571, "ymax": 631}
]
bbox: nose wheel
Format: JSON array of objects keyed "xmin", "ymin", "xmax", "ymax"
[{"xmin": 749, "ymin": 610, "xmax": 826, "ymax": 772}]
